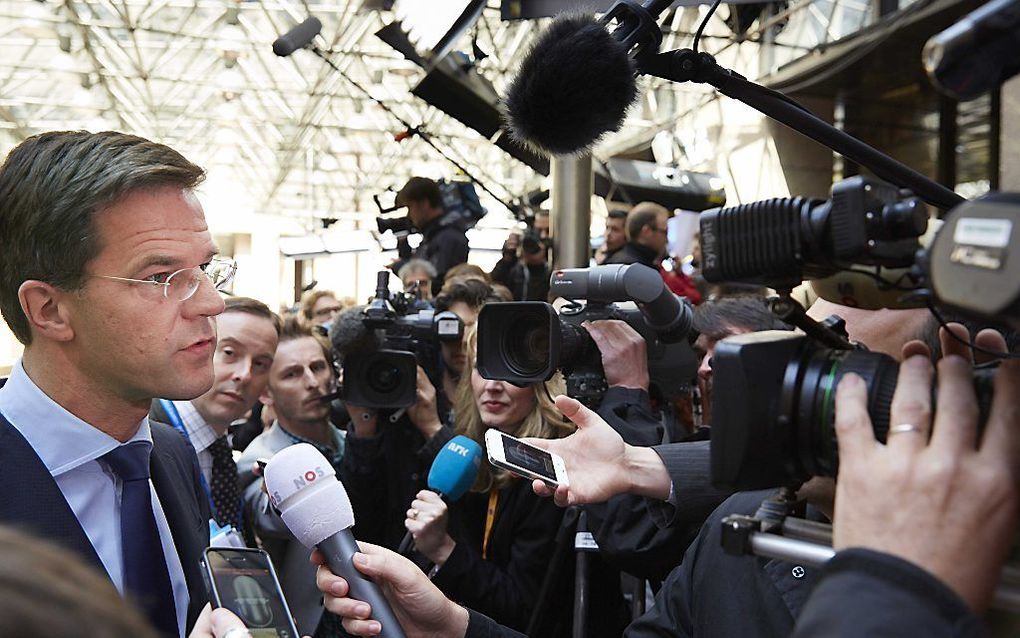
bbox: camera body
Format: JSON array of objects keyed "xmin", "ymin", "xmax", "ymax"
[
  {"xmin": 476, "ymin": 264, "xmax": 697, "ymax": 407},
  {"xmin": 709, "ymin": 328, "xmax": 996, "ymax": 491},
  {"xmin": 342, "ymin": 272, "xmax": 463, "ymax": 409}
]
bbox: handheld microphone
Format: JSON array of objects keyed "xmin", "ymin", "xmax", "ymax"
[
  {"xmin": 272, "ymin": 16, "xmax": 323, "ymax": 57},
  {"xmin": 264, "ymin": 444, "xmax": 407, "ymax": 638},
  {"xmin": 397, "ymin": 436, "xmax": 483, "ymax": 556}
]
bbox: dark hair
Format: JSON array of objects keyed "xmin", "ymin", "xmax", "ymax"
[
  {"xmin": 625, "ymin": 201, "xmax": 669, "ymax": 240},
  {"xmin": 0, "ymin": 131, "xmax": 205, "ymax": 345},
  {"xmin": 435, "ymin": 279, "xmax": 499, "ymax": 313},
  {"xmin": 396, "ymin": 176, "xmax": 442, "ymax": 208},
  {"xmin": 608, "ymin": 209, "xmax": 628, "ymax": 221},
  {"xmin": 224, "ymin": 296, "xmax": 282, "ymax": 335},
  {"xmin": 0, "ymin": 525, "xmax": 158, "ymax": 637},
  {"xmin": 693, "ymin": 297, "xmax": 791, "ymax": 341}
]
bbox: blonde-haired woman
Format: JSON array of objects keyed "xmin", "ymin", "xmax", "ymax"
[{"xmin": 404, "ymin": 326, "xmax": 572, "ymax": 632}]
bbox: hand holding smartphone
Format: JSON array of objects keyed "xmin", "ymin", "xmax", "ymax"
[
  {"xmin": 202, "ymin": 547, "xmax": 300, "ymax": 638},
  {"xmin": 484, "ymin": 429, "xmax": 569, "ymax": 487}
]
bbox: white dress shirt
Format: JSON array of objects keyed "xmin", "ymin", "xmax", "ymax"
[
  {"xmin": 0, "ymin": 360, "xmax": 189, "ymax": 637},
  {"xmin": 171, "ymin": 399, "xmax": 220, "ymax": 484}
]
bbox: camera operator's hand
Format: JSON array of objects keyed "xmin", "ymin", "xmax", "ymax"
[
  {"xmin": 407, "ymin": 366, "xmax": 443, "ymax": 439},
  {"xmin": 313, "ymin": 543, "xmax": 470, "ymax": 638},
  {"xmin": 405, "ymin": 489, "xmax": 456, "ymax": 566},
  {"xmin": 524, "ymin": 395, "xmax": 671, "ymax": 506},
  {"xmin": 832, "ymin": 335, "xmax": 1020, "ymax": 611},
  {"xmin": 583, "ymin": 320, "xmax": 649, "ymax": 391}
]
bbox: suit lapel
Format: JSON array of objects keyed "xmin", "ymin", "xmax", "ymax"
[
  {"xmin": 149, "ymin": 423, "xmax": 211, "ymax": 631},
  {"xmin": 0, "ymin": 413, "xmax": 105, "ymax": 571}
]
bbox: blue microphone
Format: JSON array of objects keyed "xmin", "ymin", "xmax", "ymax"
[{"xmin": 399, "ymin": 435, "xmax": 482, "ymax": 555}]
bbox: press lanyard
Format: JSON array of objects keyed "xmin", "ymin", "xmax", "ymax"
[
  {"xmin": 482, "ymin": 489, "xmax": 499, "ymax": 560},
  {"xmin": 158, "ymin": 399, "xmax": 218, "ymax": 518}
]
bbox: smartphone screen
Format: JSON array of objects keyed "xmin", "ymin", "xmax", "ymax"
[
  {"xmin": 501, "ymin": 435, "xmax": 558, "ymax": 482},
  {"xmin": 205, "ymin": 549, "xmax": 298, "ymax": 638}
]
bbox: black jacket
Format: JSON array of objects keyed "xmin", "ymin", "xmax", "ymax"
[
  {"xmin": 341, "ymin": 420, "xmax": 455, "ymax": 550},
  {"xmin": 792, "ymin": 548, "xmax": 984, "ymax": 637},
  {"xmin": 415, "ymin": 216, "xmax": 469, "ymax": 294},
  {"xmin": 490, "ymin": 258, "xmax": 551, "ymax": 301},
  {"xmin": 433, "ymin": 478, "xmax": 564, "ymax": 632},
  {"xmin": 623, "ymin": 489, "xmax": 822, "ymax": 637},
  {"xmin": 604, "ymin": 242, "xmax": 660, "ymax": 268}
]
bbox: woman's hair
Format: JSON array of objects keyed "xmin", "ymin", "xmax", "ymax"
[
  {"xmin": 453, "ymin": 325, "xmax": 573, "ymax": 492},
  {"xmin": 0, "ymin": 525, "xmax": 158, "ymax": 637}
]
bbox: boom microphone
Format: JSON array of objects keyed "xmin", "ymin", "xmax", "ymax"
[
  {"xmin": 398, "ymin": 435, "xmax": 483, "ymax": 556},
  {"xmin": 272, "ymin": 16, "xmax": 323, "ymax": 57},
  {"xmin": 924, "ymin": 0, "xmax": 1020, "ymax": 101},
  {"xmin": 504, "ymin": 0, "xmax": 676, "ymax": 155},
  {"xmin": 264, "ymin": 444, "xmax": 407, "ymax": 638}
]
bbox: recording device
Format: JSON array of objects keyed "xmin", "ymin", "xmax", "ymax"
[
  {"xmin": 700, "ymin": 175, "xmax": 927, "ymax": 290},
  {"xmin": 398, "ymin": 435, "xmax": 483, "ymax": 555},
  {"xmin": 923, "ymin": 0, "xmax": 1020, "ymax": 101},
  {"xmin": 484, "ymin": 429, "xmax": 569, "ymax": 487},
  {"xmin": 476, "ymin": 263, "xmax": 697, "ymax": 406},
  {"xmin": 202, "ymin": 547, "xmax": 300, "ymax": 638},
  {"xmin": 263, "ymin": 444, "xmax": 407, "ymax": 638},
  {"xmin": 374, "ymin": 179, "xmax": 488, "ymax": 238},
  {"xmin": 272, "ymin": 17, "xmax": 323, "ymax": 57},
  {"xmin": 329, "ymin": 271, "xmax": 463, "ymax": 409}
]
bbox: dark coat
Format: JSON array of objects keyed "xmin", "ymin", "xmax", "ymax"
[
  {"xmin": 792, "ymin": 548, "xmax": 984, "ymax": 638},
  {"xmin": 341, "ymin": 421, "xmax": 455, "ymax": 550},
  {"xmin": 604, "ymin": 242, "xmax": 660, "ymax": 268},
  {"xmin": 0, "ymin": 412, "xmax": 211, "ymax": 634},
  {"xmin": 490, "ymin": 257, "xmax": 551, "ymax": 302},
  {"xmin": 416, "ymin": 217, "xmax": 470, "ymax": 294}
]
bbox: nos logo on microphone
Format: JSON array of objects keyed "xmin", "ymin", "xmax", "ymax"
[{"xmin": 270, "ymin": 465, "xmax": 327, "ymax": 506}]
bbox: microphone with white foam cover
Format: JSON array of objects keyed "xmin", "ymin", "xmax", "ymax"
[{"xmin": 264, "ymin": 443, "xmax": 406, "ymax": 638}]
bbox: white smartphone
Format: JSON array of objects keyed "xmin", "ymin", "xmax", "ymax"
[{"xmin": 484, "ymin": 429, "xmax": 569, "ymax": 487}]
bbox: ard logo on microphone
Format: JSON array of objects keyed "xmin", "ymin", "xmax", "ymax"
[{"xmin": 447, "ymin": 442, "xmax": 472, "ymax": 457}]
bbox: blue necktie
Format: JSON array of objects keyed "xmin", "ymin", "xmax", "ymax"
[{"xmin": 102, "ymin": 442, "xmax": 179, "ymax": 636}]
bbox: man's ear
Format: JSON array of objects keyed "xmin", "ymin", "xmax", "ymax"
[
  {"xmin": 260, "ymin": 385, "xmax": 275, "ymax": 408},
  {"xmin": 18, "ymin": 280, "xmax": 75, "ymax": 343}
]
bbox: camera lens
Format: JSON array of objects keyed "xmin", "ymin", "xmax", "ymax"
[
  {"xmin": 504, "ymin": 317, "xmax": 550, "ymax": 378},
  {"xmin": 366, "ymin": 357, "xmax": 402, "ymax": 394},
  {"xmin": 789, "ymin": 348, "xmax": 899, "ymax": 478}
]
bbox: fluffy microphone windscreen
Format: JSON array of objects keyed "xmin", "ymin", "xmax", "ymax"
[
  {"xmin": 427, "ymin": 435, "xmax": 483, "ymax": 502},
  {"xmin": 328, "ymin": 305, "xmax": 379, "ymax": 357},
  {"xmin": 264, "ymin": 443, "xmax": 354, "ymax": 547},
  {"xmin": 504, "ymin": 14, "xmax": 638, "ymax": 156}
]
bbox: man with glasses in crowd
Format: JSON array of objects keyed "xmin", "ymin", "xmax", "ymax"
[
  {"xmin": 0, "ymin": 131, "xmax": 235, "ymax": 636},
  {"xmin": 605, "ymin": 202, "xmax": 672, "ymax": 269}
]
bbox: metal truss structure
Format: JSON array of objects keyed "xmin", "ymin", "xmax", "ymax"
[{"xmin": 0, "ymin": 0, "xmax": 901, "ymax": 226}]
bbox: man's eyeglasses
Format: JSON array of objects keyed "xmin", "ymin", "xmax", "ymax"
[{"xmin": 97, "ymin": 256, "xmax": 237, "ymax": 301}]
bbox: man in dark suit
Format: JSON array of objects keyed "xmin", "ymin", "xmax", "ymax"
[{"xmin": 0, "ymin": 131, "xmax": 232, "ymax": 636}]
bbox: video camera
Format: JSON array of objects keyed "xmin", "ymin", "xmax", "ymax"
[
  {"xmin": 703, "ymin": 177, "xmax": 1018, "ymax": 492},
  {"xmin": 476, "ymin": 264, "xmax": 698, "ymax": 407},
  {"xmin": 374, "ymin": 179, "xmax": 487, "ymax": 237},
  {"xmin": 333, "ymin": 271, "xmax": 463, "ymax": 410}
]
